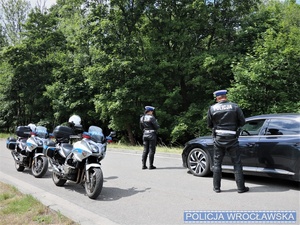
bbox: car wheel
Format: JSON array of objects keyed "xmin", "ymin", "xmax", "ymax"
[{"xmin": 187, "ymin": 148, "xmax": 211, "ymax": 177}]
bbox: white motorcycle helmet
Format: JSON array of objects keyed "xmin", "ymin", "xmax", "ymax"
[
  {"xmin": 28, "ymin": 123, "xmax": 36, "ymax": 132},
  {"xmin": 68, "ymin": 115, "xmax": 81, "ymax": 126}
]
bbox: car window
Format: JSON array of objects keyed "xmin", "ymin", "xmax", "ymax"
[
  {"xmin": 241, "ymin": 119, "xmax": 266, "ymax": 136},
  {"xmin": 265, "ymin": 119, "xmax": 300, "ymax": 135}
]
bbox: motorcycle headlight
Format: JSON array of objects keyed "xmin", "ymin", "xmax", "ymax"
[{"xmin": 91, "ymin": 144, "xmax": 99, "ymax": 153}]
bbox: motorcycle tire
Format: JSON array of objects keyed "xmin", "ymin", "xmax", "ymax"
[
  {"xmin": 32, "ymin": 156, "xmax": 48, "ymax": 178},
  {"xmin": 52, "ymin": 172, "xmax": 67, "ymax": 186},
  {"xmin": 85, "ymin": 167, "xmax": 103, "ymax": 199},
  {"xmin": 15, "ymin": 161, "xmax": 25, "ymax": 171}
]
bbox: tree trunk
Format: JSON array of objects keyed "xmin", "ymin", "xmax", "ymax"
[{"xmin": 126, "ymin": 124, "xmax": 136, "ymax": 146}]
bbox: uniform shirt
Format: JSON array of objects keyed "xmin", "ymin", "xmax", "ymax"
[
  {"xmin": 140, "ymin": 114, "xmax": 160, "ymax": 131},
  {"xmin": 207, "ymin": 100, "xmax": 245, "ymax": 132}
]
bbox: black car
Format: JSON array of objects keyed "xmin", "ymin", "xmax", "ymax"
[{"xmin": 182, "ymin": 113, "xmax": 300, "ymax": 182}]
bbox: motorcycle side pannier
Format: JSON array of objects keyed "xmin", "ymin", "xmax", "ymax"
[
  {"xmin": 6, "ymin": 137, "xmax": 16, "ymax": 150},
  {"xmin": 53, "ymin": 126, "xmax": 73, "ymax": 143},
  {"xmin": 16, "ymin": 126, "xmax": 31, "ymax": 138}
]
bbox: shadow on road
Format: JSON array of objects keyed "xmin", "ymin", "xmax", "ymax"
[
  {"xmin": 100, "ymin": 186, "xmax": 151, "ymax": 201},
  {"xmin": 221, "ymin": 173, "xmax": 300, "ymax": 192},
  {"xmin": 104, "ymin": 176, "xmax": 118, "ymax": 181},
  {"xmin": 44, "ymin": 175, "xmax": 150, "ymax": 201}
]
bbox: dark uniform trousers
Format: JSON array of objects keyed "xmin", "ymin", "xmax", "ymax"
[
  {"xmin": 213, "ymin": 136, "xmax": 246, "ymax": 190},
  {"xmin": 142, "ymin": 132, "xmax": 157, "ymax": 167}
]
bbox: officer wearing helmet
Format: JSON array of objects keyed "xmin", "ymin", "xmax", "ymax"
[
  {"xmin": 207, "ymin": 90, "xmax": 249, "ymax": 193},
  {"xmin": 140, "ymin": 106, "xmax": 160, "ymax": 170}
]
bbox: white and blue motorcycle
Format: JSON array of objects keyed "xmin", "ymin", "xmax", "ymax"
[
  {"xmin": 47, "ymin": 125, "xmax": 115, "ymax": 199},
  {"xmin": 7, "ymin": 125, "xmax": 49, "ymax": 178}
]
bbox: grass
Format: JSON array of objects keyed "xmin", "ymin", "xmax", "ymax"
[
  {"xmin": 107, "ymin": 142, "xmax": 183, "ymax": 154},
  {"xmin": 0, "ymin": 182, "xmax": 78, "ymax": 225}
]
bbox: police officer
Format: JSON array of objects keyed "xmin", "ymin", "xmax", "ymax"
[
  {"xmin": 140, "ymin": 106, "xmax": 160, "ymax": 170},
  {"xmin": 207, "ymin": 90, "xmax": 249, "ymax": 193}
]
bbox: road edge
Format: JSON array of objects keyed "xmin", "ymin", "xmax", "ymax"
[{"xmin": 0, "ymin": 171, "xmax": 119, "ymax": 225}]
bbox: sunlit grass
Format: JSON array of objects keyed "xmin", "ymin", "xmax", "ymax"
[
  {"xmin": 0, "ymin": 182, "xmax": 78, "ymax": 225},
  {"xmin": 108, "ymin": 142, "xmax": 183, "ymax": 154},
  {"xmin": 0, "ymin": 133, "xmax": 13, "ymax": 139}
]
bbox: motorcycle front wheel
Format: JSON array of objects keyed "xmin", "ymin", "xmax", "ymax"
[
  {"xmin": 15, "ymin": 161, "xmax": 25, "ymax": 172},
  {"xmin": 32, "ymin": 156, "xmax": 48, "ymax": 178},
  {"xmin": 52, "ymin": 172, "xmax": 67, "ymax": 186},
  {"xmin": 85, "ymin": 167, "xmax": 103, "ymax": 199}
]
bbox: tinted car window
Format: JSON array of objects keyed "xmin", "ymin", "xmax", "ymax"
[
  {"xmin": 241, "ymin": 119, "xmax": 265, "ymax": 136},
  {"xmin": 265, "ymin": 119, "xmax": 300, "ymax": 135}
]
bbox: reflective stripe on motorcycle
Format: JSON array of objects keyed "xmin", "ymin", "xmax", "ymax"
[{"xmin": 86, "ymin": 163, "xmax": 101, "ymax": 170}]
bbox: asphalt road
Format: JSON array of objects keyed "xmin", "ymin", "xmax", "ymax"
[{"xmin": 0, "ymin": 139, "xmax": 299, "ymax": 225}]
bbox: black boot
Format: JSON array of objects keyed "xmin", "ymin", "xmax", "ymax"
[
  {"xmin": 142, "ymin": 161, "xmax": 148, "ymax": 169},
  {"xmin": 149, "ymin": 154, "xmax": 156, "ymax": 170},
  {"xmin": 235, "ymin": 172, "xmax": 249, "ymax": 193},
  {"xmin": 213, "ymin": 172, "xmax": 222, "ymax": 193},
  {"xmin": 142, "ymin": 155, "xmax": 148, "ymax": 170},
  {"xmin": 238, "ymin": 187, "xmax": 249, "ymax": 193},
  {"xmin": 142, "ymin": 165, "xmax": 148, "ymax": 169},
  {"xmin": 149, "ymin": 165, "xmax": 156, "ymax": 170}
]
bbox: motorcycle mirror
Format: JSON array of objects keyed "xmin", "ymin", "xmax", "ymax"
[{"xmin": 109, "ymin": 131, "xmax": 116, "ymax": 137}]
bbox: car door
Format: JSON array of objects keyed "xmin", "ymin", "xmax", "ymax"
[
  {"xmin": 222, "ymin": 118, "xmax": 266, "ymax": 173},
  {"xmin": 256, "ymin": 118, "xmax": 300, "ymax": 177}
]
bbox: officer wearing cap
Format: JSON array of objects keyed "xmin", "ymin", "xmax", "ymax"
[
  {"xmin": 207, "ymin": 90, "xmax": 249, "ymax": 193},
  {"xmin": 140, "ymin": 106, "xmax": 160, "ymax": 170}
]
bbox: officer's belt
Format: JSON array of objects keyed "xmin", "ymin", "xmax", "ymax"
[
  {"xmin": 144, "ymin": 130, "xmax": 155, "ymax": 133},
  {"xmin": 215, "ymin": 129, "xmax": 236, "ymax": 135}
]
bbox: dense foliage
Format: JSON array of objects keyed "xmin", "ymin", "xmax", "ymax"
[{"xmin": 0, "ymin": 0, "xmax": 299, "ymax": 145}]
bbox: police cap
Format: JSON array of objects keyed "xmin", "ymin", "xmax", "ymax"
[
  {"xmin": 213, "ymin": 90, "xmax": 227, "ymax": 97},
  {"xmin": 145, "ymin": 106, "xmax": 155, "ymax": 111}
]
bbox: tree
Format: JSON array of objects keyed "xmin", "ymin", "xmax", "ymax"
[
  {"xmin": 84, "ymin": 0, "xmax": 262, "ymax": 144},
  {"xmin": 230, "ymin": 0, "xmax": 300, "ymax": 115},
  {"xmin": 135, "ymin": 0, "xmax": 261, "ymax": 143},
  {"xmin": 44, "ymin": 0, "xmax": 99, "ymax": 129},
  {"xmin": 0, "ymin": 7, "xmax": 66, "ymax": 128},
  {"xmin": 83, "ymin": 0, "xmax": 150, "ymax": 144},
  {"xmin": 0, "ymin": 0, "xmax": 31, "ymax": 44}
]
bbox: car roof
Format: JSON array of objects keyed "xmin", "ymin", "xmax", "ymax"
[{"xmin": 246, "ymin": 113, "xmax": 300, "ymax": 121}]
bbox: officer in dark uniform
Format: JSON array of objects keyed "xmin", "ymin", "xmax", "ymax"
[
  {"xmin": 207, "ymin": 90, "xmax": 249, "ymax": 193},
  {"xmin": 140, "ymin": 106, "xmax": 160, "ymax": 170}
]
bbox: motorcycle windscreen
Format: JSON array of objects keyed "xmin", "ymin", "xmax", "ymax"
[
  {"xmin": 36, "ymin": 126, "xmax": 48, "ymax": 138},
  {"xmin": 88, "ymin": 126, "xmax": 104, "ymax": 143}
]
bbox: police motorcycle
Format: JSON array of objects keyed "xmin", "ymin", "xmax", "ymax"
[
  {"xmin": 6, "ymin": 124, "xmax": 49, "ymax": 178},
  {"xmin": 45, "ymin": 115, "xmax": 84, "ymax": 176},
  {"xmin": 46, "ymin": 119, "xmax": 115, "ymax": 199}
]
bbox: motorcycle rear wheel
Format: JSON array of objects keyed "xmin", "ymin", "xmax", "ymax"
[
  {"xmin": 85, "ymin": 167, "xmax": 103, "ymax": 199},
  {"xmin": 52, "ymin": 172, "xmax": 67, "ymax": 186},
  {"xmin": 15, "ymin": 161, "xmax": 25, "ymax": 171},
  {"xmin": 32, "ymin": 156, "xmax": 48, "ymax": 178}
]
